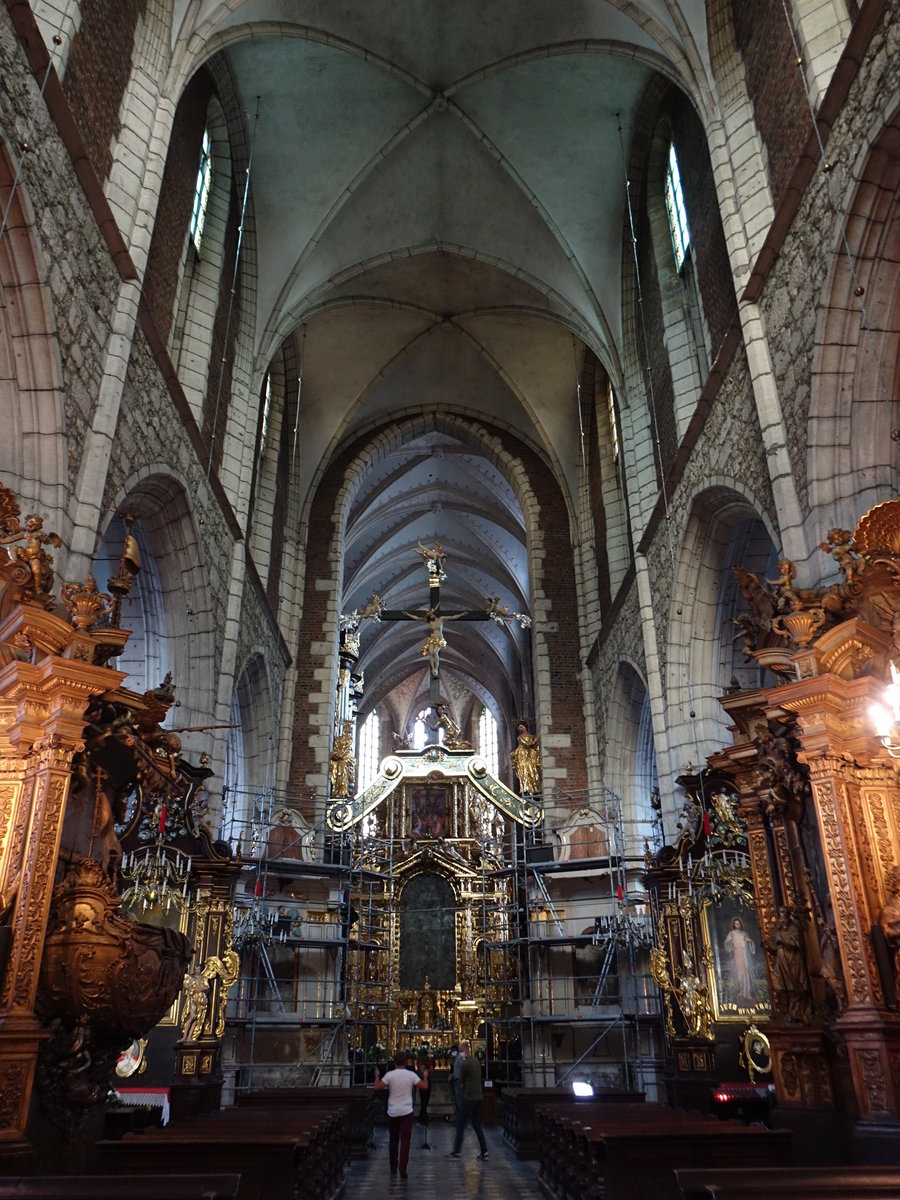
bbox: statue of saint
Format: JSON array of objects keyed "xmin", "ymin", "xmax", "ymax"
[
  {"xmin": 181, "ymin": 966, "xmax": 210, "ymax": 1042},
  {"xmin": 767, "ymin": 906, "xmax": 812, "ymax": 1023},
  {"xmin": 676, "ymin": 952, "xmax": 712, "ymax": 1039},
  {"xmin": 329, "ymin": 721, "xmax": 356, "ymax": 797},
  {"xmin": 878, "ymin": 866, "xmax": 900, "ymax": 1002},
  {"xmin": 511, "ymin": 723, "xmax": 541, "ymax": 794}
]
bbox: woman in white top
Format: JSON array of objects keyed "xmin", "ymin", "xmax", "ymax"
[{"xmin": 374, "ymin": 1050, "xmax": 430, "ymax": 1180}]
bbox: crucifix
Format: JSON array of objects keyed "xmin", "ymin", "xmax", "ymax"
[{"xmin": 340, "ymin": 541, "xmax": 531, "ymax": 708}]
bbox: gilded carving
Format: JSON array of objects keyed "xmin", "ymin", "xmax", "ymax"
[
  {"xmin": 778, "ymin": 1052, "xmax": 800, "ymax": 1100},
  {"xmin": 809, "ymin": 774, "xmax": 873, "ymax": 1004},
  {"xmin": 857, "ymin": 1049, "xmax": 888, "ymax": 1112}
]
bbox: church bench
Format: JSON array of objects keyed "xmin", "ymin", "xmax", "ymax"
[
  {"xmin": 96, "ymin": 1109, "xmax": 345, "ymax": 1200},
  {"xmin": 537, "ymin": 1103, "xmax": 711, "ymax": 1197},
  {"xmin": 0, "ymin": 1177, "xmax": 240, "ymax": 1199},
  {"xmin": 535, "ymin": 1104, "xmax": 790, "ymax": 1200},
  {"xmin": 501, "ymin": 1086, "xmax": 644, "ymax": 1158},
  {"xmin": 237, "ymin": 1085, "xmax": 374, "ymax": 1157},
  {"xmin": 675, "ymin": 1165, "xmax": 900, "ymax": 1199}
]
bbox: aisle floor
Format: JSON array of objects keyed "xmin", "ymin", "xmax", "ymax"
[{"xmin": 344, "ymin": 1118, "xmax": 544, "ymax": 1198}]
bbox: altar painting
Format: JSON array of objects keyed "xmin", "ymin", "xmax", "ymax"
[
  {"xmin": 701, "ymin": 897, "xmax": 770, "ymax": 1022},
  {"xmin": 410, "ymin": 786, "xmax": 448, "ymax": 838}
]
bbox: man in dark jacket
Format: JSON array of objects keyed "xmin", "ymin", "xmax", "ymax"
[{"xmin": 448, "ymin": 1041, "xmax": 488, "ymax": 1160}]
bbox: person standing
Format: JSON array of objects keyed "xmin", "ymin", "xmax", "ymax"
[
  {"xmin": 417, "ymin": 1054, "xmax": 434, "ymax": 1134},
  {"xmin": 448, "ymin": 1041, "xmax": 488, "ymax": 1160},
  {"xmin": 375, "ymin": 1051, "xmax": 429, "ymax": 1180},
  {"xmin": 451, "ymin": 1040, "xmax": 465, "ymax": 1114}
]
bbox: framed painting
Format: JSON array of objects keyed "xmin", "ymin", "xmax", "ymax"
[
  {"xmin": 409, "ymin": 786, "xmax": 448, "ymax": 839},
  {"xmin": 700, "ymin": 897, "xmax": 770, "ymax": 1022}
]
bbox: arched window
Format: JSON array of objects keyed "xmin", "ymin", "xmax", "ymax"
[
  {"xmin": 412, "ymin": 707, "xmax": 441, "ymax": 750},
  {"xmin": 664, "ymin": 142, "xmax": 691, "ymax": 270},
  {"xmin": 478, "ymin": 707, "xmax": 499, "ymax": 775},
  {"xmin": 645, "ymin": 128, "xmax": 709, "ymax": 440},
  {"xmin": 169, "ymin": 102, "xmax": 232, "ymax": 426},
  {"xmin": 607, "ymin": 381, "xmax": 620, "ymax": 464},
  {"xmin": 190, "ymin": 128, "xmax": 213, "ymax": 254},
  {"xmin": 258, "ymin": 371, "xmax": 273, "ymax": 462},
  {"xmin": 357, "ymin": 710, "xmax": 381, "ymax": 791}
]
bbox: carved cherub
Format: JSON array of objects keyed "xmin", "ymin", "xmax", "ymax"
[
  {"xmin": 10, "ymin": 514, "xmax": 62, "ymax": 599},
  {"xmin": 818, "ymin": 528, "xmax": 859, "ymax": 579}
]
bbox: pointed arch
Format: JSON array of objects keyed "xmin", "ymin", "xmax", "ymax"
[{"xmin": 0, "ymin": 141, "xmax": 66, "ymax": 527}]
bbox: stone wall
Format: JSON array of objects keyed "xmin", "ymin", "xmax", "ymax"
[
  {"xmin": 62, "ymin": 0, "xmax": 148, "ymax": 185},
  {"xmin": 756, "ymin": 0, "xmax": 899, "ymax": 516},
  {"xmin": 0, "ymin": 9, "xmax": 122, "ymax": 493},
  {"xmin": 733, "ymin": 0, "xmax": 812, "ymax": 209}
]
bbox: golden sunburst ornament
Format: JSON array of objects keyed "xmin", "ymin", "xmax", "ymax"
[{"xmin": 853, "ymin": 499, "xmax": 900, "ymax": 557}]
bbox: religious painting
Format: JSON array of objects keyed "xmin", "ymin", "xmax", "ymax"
[
  {"xmin": 410, "ymin": 786, "xmax": 448, "ymax": 839},
  {"xmin": 701, "ymin": 897, "xmax": 770, "ymax": 1022},
  {"xmin": 399, "ymin": 871, "xmax": 455, "ymax": 991}
]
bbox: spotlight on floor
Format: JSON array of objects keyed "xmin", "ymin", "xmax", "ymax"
[{"xmin": 571, "ymin": 1081, "xmax": 594, "ymax": 1098}]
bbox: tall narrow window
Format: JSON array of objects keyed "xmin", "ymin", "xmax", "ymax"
[
  {"xmin": 357, "ymin": 710, "xmax": 380, "ymax": 791},
  {"xmin": 664, "ymin": 143, "xmax": 691, "ymax": 270},
  {"xmin": 478, "ymin": 707, "xmax": 499, "ymax": 776},
  {"xmin": 607, "ymin": 381, "xmax": 620, "ymax": 462},
  {"xmin": 190, "ymin": 129, "xmax": 212, "ymax": 254},
  {"xmin": 258, "ymin": 372, "xmax": 272, "ymax": 461}
]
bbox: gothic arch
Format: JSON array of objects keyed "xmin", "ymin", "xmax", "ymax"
[
  {"xmin": 287, "ymin": 410, "xmax": 581, "ymax": 813},
  {"xmin": 808, "ymin": 103, "xmax": 900, "ymax": 535},
  {"xmin": 604, "ymin": 659, "xmax": 658, "ymax": 838},
  {"xmin": 101, "ymin": 471, "xmax": 216, "ymax": 740},
  {"xmin": 224, "ymin": 650, "xmax": 278, "ymax": 824},
  {"xmin": 665, "ymin": 483, "xmax": 778, "ymax": 782},
  {"xmin": 0, "ymin": 141, "xmax": 66, "ymax": 528}
]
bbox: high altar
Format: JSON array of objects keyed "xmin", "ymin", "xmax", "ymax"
[{"xmin": 327, "ymin": 742, "xmax": 541, "ymax": 1055}]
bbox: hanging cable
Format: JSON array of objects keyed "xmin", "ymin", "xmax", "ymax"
[
  {"xmin": 290, "ymin": 325, "xmax": 306, "ymax": 487},
  {"xmin": 0, "ymin": 23, "xmax": 68, "ymax": 249}
]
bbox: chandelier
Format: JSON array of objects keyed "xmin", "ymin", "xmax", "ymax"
[
  {"xmin": 869, "ymin": 661, "xmax": 900, "ymax": 757},
  {"xmin": 120, "ymin": 842, "xmax": 193, "ymax": 913},
  {"xmin": 665, "ymin": 848, "xmax": 753, "ymax": 904},
  {"xmin": 594, "ymin": 899, "xmax": 653, "ymax": 948}
]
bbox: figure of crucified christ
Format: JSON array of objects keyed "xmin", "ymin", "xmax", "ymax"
[{"xmin": 404, "ymin": 608, "xmax": 464, "ymax": 677}]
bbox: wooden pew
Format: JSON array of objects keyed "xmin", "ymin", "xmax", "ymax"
[
  {"xmin": 97, "ymin": 1106, "xmax": 346, "ymax": 1200},
  {"xmin": 237, "ymin": 1086, "xmax": 374, "ymax": 1158},
  {"xmin": 536, "ymin": 1102, "xmax": 791, "ymax": 1200},
  {"xmin": 0, "ymin": 1176, "xmax": 240, "ymax": 1199},
  {"xmin": 675, "ymin": 1166, "xmax": 900, "ymax": 1200},
  {"xmin": 501, "ymin": 1087, "xmax": 644, "ymax": 1159}
]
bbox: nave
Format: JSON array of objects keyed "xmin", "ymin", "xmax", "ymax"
[{"xmin": 345, "ymin": 1122, "xmax": 542, "ymax": 1200}]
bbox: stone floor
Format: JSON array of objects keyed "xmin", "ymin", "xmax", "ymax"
[{"xmin": 345, "ymin": 1118, "xmax": 544, "ymax": 1198}]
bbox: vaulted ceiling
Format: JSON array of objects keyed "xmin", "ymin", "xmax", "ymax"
[{"xmin": 173, "ymin": 2, "xmax": 715, "ymax": 722}]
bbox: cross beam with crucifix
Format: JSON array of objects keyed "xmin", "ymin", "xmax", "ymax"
[{"xmin": 340, "ymin": 541, "xmax": 531, "ymax": 706}]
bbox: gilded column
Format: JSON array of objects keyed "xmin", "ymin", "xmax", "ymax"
[{"xmin": 0, "ymin": 657, "xmax": 121, "ymax": 1149}]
